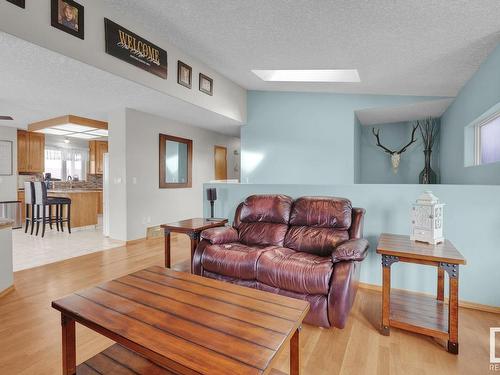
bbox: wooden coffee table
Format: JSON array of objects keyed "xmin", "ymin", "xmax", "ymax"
[
  {"xmin": 52, "ymin": 266, "xmax": 309, "ymax": 374},
  {"xmin": 377, "ymin": 233, "xmax": 466, "ymax": 354},
  {"xmin": 161, "ymin": 218, "xmax": 228, "ymax": 272}
]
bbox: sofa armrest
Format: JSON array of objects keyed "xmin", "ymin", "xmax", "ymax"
[
  {"xmin": 200, "ymin": 226, "xmax": 239, "ymax": 244},
  {"xmin": 331, "ymin": 239, "xmax": 369, "ymax": 263}
]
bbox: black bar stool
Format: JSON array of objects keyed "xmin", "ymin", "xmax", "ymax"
[
  {"xmin": 24, "ymin": 181, "xmax": 36, "ymax": 234},
  {"xmin": 33, "ymin": 182, "xmax": 72, "ymax": 237}
]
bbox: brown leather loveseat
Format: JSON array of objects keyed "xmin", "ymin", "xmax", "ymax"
[{"xmin": 192, "ymin": 195, "xmax": 369, "ymax": 328}]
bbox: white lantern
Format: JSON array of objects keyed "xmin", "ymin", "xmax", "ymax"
[{"xmin": 410, "ymin": 190, "xmax": 444, "ymax": 245}]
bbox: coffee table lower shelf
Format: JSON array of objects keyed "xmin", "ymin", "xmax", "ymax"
[
  {"xmin": 77, "ymin": 344, "xmax": 287, "ymax": 375},
  {"xmin": 389, "ymin": 289, "xmax": 449, "ymax": 341}
]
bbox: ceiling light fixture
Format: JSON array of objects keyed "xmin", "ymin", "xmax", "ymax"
[{"xmin": 251, "ymin": 69, "xmax": 360, "ymax": 83}]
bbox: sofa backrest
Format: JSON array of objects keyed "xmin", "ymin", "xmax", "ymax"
[
  {"xmin": 234, "ymin": 194, "xmax": 293, "ymax": 246},
  {"xmin": 284, "ymin": 196, "xmax": 352, "ymax": 256}
]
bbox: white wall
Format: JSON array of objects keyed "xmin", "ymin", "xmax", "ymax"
[
  {"xmin": 108, "ymin": 108, "xmax": 240, "ymax": 241},
  {"xmin": 0, "ymin": 126, "xmax": 17, "ymax": 202},
  {"xmin": 0, "ymin": 226, "xmax": 13, "ymax": 293},
  {"xmin": 0, "ymin": 0, "xmax": 246, "ymax": 124},
  {"xmin": 108, "ymin": 110, "xmax": 128, "ymax": 241}
]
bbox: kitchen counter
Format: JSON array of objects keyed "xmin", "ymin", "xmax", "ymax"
[
  {"xmin": 47, "ymin": 190, "xmax": 102, "ymax": 228},
  {"xmin": 48, "ymin": 189, "xmax": 103, "ymax": 194},
  {"xmin": 0, "ymin": 219, "xmax": 14, "ymax": 230}
]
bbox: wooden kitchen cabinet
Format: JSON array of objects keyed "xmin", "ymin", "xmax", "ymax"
[
  {"xmin": 17, "ymin": 130, "xmax": 45, "ymax": 174},
  {"xmin": 89, "ymin": 140, "xmax": 108, "ymax": 175}
]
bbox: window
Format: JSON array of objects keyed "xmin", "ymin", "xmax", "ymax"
[
  {"xmin": 475, "ymin": 112, "xmax": 500, "ymax": 166},
  {"xmin": 45, "ymin": 147, "xmax": 88, "ymax": 180}
]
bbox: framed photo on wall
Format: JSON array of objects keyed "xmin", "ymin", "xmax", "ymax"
[
  {"xmin": 6, "ymin": 0, "xmax": 25, "ymax": 8},
  {"xmin": 177, "ymin": 61, "xmax": 192, "ymax": 89},
  {"xmin": 0, "ymin": 140, "xmax": 13, "ymax": 176},
  {"xmin": 51, "ymin": 0, "xmax": 84, "ymax": 40},
  {"xmin": 199, "ymin": 73, "xmax": 213, "ymax": 96}
]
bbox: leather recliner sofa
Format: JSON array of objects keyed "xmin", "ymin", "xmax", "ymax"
[{"xmin": 192, "ymin": 194, "xmax": 369, "ymax": 328}]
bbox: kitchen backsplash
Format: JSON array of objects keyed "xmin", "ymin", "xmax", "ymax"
[{"xmin": 18, "ymin": 174, "xmax": 103, "ymax": 190}]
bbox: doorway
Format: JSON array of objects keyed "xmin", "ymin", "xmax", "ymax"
[{"xmin": 214, "ymin": 146, "xmax": 227, "ymax": 180}]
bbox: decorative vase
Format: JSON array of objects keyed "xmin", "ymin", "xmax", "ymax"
[{"xmin": 419, "ymin": 149, "xmax": 437, "ymax": 184}]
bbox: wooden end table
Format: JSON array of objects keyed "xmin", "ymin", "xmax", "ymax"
[
  {"xmin": 52, "ymin": 266, "xmax": 309, "ymax": 375},
  {"xmin": 161, "ymin": 218, "xmax": 228, "ymax": 272},
  {"xmin": 376, "ymin": 233, "xmax": 466, "ymax": 354}
]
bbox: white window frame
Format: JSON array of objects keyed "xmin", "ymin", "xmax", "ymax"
[{"xmin": 473, "ymin": 111, "xmax": 500, "ymax": 166}]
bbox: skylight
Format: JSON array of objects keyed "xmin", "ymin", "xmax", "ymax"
[{"xmin": 251, "ymin": 69, "xmax": 360, "ymax": 83}]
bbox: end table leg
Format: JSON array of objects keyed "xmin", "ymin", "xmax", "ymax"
[
  {"xmin": 188, "ymin": 232, "xmax": 200, "ymax": 274},
  {"xmin": 381, "ymin": 264, "xmax": 391, "ymax": 335},
  {"xmin": 164, "ymin": 230, "xmax": 171, "ymax": 268},
  {"xmin": 437, "ymin": 268, "xmax": 445, "ymax": 301},
  {"xmin": 448, "ymin": 270, "xmax": 459, "ymax": 354},
  {"xmin": 290, "ymin": 328, "xmax": 300, "ymax": 375},
  {"xmin": 61, "ymin": 314, "xmax": 76, "ymax": 375}
]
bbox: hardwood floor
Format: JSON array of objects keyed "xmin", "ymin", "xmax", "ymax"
[{"xmin": 0, "ymin": 234, "xmax": 498, "ymax": 374}]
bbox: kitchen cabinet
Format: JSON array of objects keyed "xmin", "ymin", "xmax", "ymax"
[
  {"xmin": 17, "ymin": 190, "xmax": 25, "ymax": 222},
  {"xmin": 89, "ymin": 141, "xmax": 108, "ymax": 175},
  {"xmin": 17, "ymin": 130, "xmax": 45, "ymax": 174}
]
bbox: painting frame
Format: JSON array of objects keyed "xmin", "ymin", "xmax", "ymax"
[
  {"xmin": 51, "ymin": 0, "xmax": 84, "ymax": 40},
  {"xmin": 6, "ymin": 0, "xmax": 25, "ymax": 8},
  {"xmin": 177, "ymin": 61, "xmax": 192, "ymax": 89},
  {"xmin": 0, "ymin": 140, "xmax": 13, "ymax": 176},
  {"xmin": 199, "ymin": 73, "xmax": 213, "ymax": 96}
]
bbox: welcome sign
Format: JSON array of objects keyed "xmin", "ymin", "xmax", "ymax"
[{"xmin": 104, "ymin": 18, "xmax": 167, "ymax": 79}]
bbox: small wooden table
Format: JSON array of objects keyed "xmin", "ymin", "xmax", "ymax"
[
  {"xmin": 161, "ymin": 218, "xmax": 228, "ymax": 272},
  {"xmin": 376, "ymin": 233, "xmax": 466, "ymax": 354},
  {"xmin": 52, "ymin": 266, "xmax": 309, "ymax": 375}
]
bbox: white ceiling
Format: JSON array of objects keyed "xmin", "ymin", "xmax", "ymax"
[
  {"xmin": 355, "ymin": 98, "xmax": 454, "ymax": 126},
  {"xmin": 105, "ymin": 0, "xmax": 500, "ymax": 97},
  {"xmin": 0, "ymin": 32, "xmax": 241, "ymax": 135}
]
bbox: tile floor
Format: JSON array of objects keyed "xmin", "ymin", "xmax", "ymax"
[{"xmin": 12, "ymin": 218, "xmax": 124, "ymax": 271}]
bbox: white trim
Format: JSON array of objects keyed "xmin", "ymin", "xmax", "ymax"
[{"xmin": 473, "ymin": 110, "xmax": 500, "ymax": 166}]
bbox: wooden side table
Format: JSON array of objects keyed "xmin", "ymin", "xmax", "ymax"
[
  {"xmin": 376, "ymin": 233, "xmax": 466, "ymax": 354},
  {"xmin": 161, "ymin": 218, "xmax": 228, "ymax": 273}
]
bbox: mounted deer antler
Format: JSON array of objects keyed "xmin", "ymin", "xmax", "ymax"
[{"xmin": 372, "ymin": 124, "xmax": 419, "ymax": 173}]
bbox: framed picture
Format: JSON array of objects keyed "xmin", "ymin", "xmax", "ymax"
[
  {"xmin": 177, "ymin": 61, "xmax": 192, "ymax": 89},
  {"xmin": 6, "ymin": 0, "xmax": 25, "ymax": 8},
  {"xmin": 51, "ymin": 0, "xmax": 84, "ymax": 40},
  {"xmin": 0, "ymin": 140, "xmax": 13, "ymax": 176},
  {"xmin": 199, "ymin": 73, "xmax": 213, "ymax": 96}
]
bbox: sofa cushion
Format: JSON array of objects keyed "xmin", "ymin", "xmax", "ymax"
[
  {"xmin": 289, "ymin": 196, "xmax": 352, "ymax": 229},
  {"xmin": 238, "ymin": 222, "xmax": 289, "ymax": 247},
  {"xmin": 256, "ymin": 247, "xmax": 333, "ymax": 295},
  {"xmin": 201, "ymin": 243, "xmax": 274, "ymax": 280},
  {"xmin": 239, "ymin": 194, "xmax": 293, "ymax": 224},
  {"xmin": 284, "ymin": 226, "xmax": 349, "ymax": 256}
]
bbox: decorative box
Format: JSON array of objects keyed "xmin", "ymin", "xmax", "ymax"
[{"xmin": 410, "ymin": 190, "xmax": 444, "ymax": 245}]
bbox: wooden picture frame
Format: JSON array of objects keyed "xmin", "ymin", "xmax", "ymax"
[
  {"xmin": 199, "ymin": 73, "xmax": 213, "ymax": 96},
  {"xmin": 177, "ymin": 61, "xmax": 192, "ymax": 89},
  {"xmin": 51, "ymin": 0, "xmax": 84, "ymax": 40},
  {"xmin": 159, "ymin": 133, "xmax": 192, "ymax": 189},
  {"xmin": 6, "ymin": 0, "xmax": 25, "ymax": 8},
  {"xmin": 0, "ymin": 140, "xmax": 13, "ymax": 176}
]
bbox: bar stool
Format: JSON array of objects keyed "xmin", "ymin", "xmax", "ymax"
[
  {"xmin": 24, "ymin": 181, "xmax": 36, "ymax": 235},
  {"xmin": 33, "ymin": 182, "xmax": 72, "ymax": 237}
]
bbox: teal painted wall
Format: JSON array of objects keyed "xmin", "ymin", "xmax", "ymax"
[
  {"xmin": 440, "ymin": 43, "xmax": 500, "ymax": 184},
  {"xmin": 360, "ymin": 121, "xmax": 440, "ymax": 184},
  {"xmin": 243, "ymin": 91, "xmax": 447, "ymax": 184},
  {"xmin": 204, "ymin": 183, "xmax": 500, "ymax": 307}
]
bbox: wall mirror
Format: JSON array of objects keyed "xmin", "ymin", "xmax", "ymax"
[{"xmin": 159, "ymin": 133, "xmax": 192, "ymax": 188}]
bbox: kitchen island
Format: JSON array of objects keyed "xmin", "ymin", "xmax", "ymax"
[{"xmin": 47, "ymin": 190, "xmax": 102, "ymax": 228}]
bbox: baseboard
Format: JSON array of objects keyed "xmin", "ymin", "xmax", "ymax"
[
  {"xmin": 358, "ymin": 282, "xmax": 500, "ymax": 314},
  {"xmin": 0, "ymin": 285, "xmax": 15, "ymax": 299}
]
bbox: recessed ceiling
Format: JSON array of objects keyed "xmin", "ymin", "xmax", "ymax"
[
  {"xmin": 0, "ymin": 32, "xmax": 242, "ymax": 135},
  {"xmin": 105, "ymin": 0, "xmax": 500, "ymax": 96}
]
